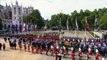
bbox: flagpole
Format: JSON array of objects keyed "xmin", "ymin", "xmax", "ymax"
[
  {"xmin": 94, "ymin": 16, "xmax": 96, "ymax": 38},
  {"xmin": 75, "ymin": 17, "xmax": 77, "ymax": 37},
  {"xmin": 67, "ymin": 17, "xmax": 69, "ymax": 36},
  {"xmin": 85, "ymin": 17, "xmax": 87, "ymax": 39}
]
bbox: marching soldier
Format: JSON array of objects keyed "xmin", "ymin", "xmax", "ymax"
[
  {"xmin": 18, "ymin": 40, "xmax": 22, "ymax": 51},
  {"xmin": 71, "ymin": 47, "xmax": 74, "ymax": 53},
  {"xmin": 71, "ymin": 50, "xmax": 75, "ymax": 60},
  {"xmin": 36, "ymin": 45, "xmax": 39, "ymax": 54},
  {"xmin": 55, "ymin": 49, "xmax": 58, "ymax": 60},
  {"xmin": 87, "ymin": 48, "xmax": 91, "ymax": 59},
  {"xmin": 40, "ymin": 45, "xmax": 42, "ymax": 54},
  {"xmin": 56, "ymin": 46, "xmax": 60, "ymax": 52},
  {"xmin": 24, "ymin": 44, "xmax": 27, "ymax": 51},
  {"xmin": 50, "ymin": 45, "xmax": 54, "ymax": 55},
  {"xmin": 95, "ymin": 49, "xmax": 99, "ymax": 60},
  {"xmin": 62, "ymin": 46, "xmax": 66, "ymax": 57},
  {"xmin": 31, "ymin": 45, "xmax": 34, "ymax": 53},
  {"xmin": 28, "ymin": 44, "xmax": 30, "ymax": 52},
  {"xmin": 78, "ymin": 48, "xmax": 82, "ymax": 56},
  {"xmin": 45, "ymin": 45, "xmax": 48, "ymax": 55}
]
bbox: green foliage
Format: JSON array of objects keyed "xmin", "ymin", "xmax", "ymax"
[
  {"xmin": 24, "ymin": 9, "xmax": 45, "ymax": 29},
  {"xmin": 100, "ymin": 14, "xmax": 107, "ymax": 30},
  {"xmin": 49, "ymin": 7, "xmax": 107, "ymax": 30}
]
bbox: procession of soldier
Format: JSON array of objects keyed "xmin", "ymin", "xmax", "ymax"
[{"xmin": 0, "ymin": 31, "xmax": 107, "ymax": 60}]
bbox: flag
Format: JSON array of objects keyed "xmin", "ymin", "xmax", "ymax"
[
  {"xmin": 75, "ymin": 18, "xmax": 78, "ymax": 31},
  {"xmin": 23, "ymin": 23, "xmax": 26, "ymax": 32},
  {"xmin": 86, "ymin": 18, "xmax": 90, "ymax": 32},
  {"xmin": 28, "ymin": 23, "xmax": 31, "ymax": 31},
  {"xmin": 95, "ymin": 16, "xmax": 100, "ymax": 31}
]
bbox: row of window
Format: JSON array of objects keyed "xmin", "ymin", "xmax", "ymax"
[{"xmin": 14, "ymin": 7, "xmax": 21, "ymax": 14}]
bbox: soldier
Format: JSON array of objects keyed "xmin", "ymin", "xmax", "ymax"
[
  {"xmin": 3, "ymin": 43, "xmax": 6, "ymax": 51},
  {"xmin": 24, "ymin": 44, "xmax": 27, "ymax": 51},
  {"xmin": 0, "ymin": 42, "xmax": 2, "ymax": 50},
  {"xmin": 36, "ymin": 45, "xmax": 39, "ymax": 54},
  {"xmin": 87, "ymin": 48, "xmax": 91, "ymax": 59},
  {"xmin": 55, "ymin": 49, "xmax": 58, "ymax": 60},
  {"xmin": 40, "ymin": 45, "xmax": 42, "ymax": 54},
  {"xmin": 31, "ymin": 45, "xmax": 34, "ymax": 53},
  {"xmin": 45, "ymin": 45, "xmax": 48, "ymax": 55},
  {"xmin": 95, "ymin": 49, "xmax": 99, "ymax": 60},
  {"xmin": 50, "ymin": 45, "xmax": 54, "ymax": 55},
  {"xmin": 78, "ymin": 48, "xmax": 82, "ymax": 56},
  {"xmin": 28, "ymin": 44, "xmax": 30, "ymax": 52},
  {"xmin": 62, "ymin": 46, "xmax": 66, "ymax": 57},
  {"xmin": 71, "ymin": 50, "xmax": 75, "ymax": 60},
  {"xmin": 56, "ymin": 46, "xmax": 60, "ymax": 52},
  {"xmin": 71, "ymin": 47, "xmax": 74, "ymax": 53},
  {"xmin": 18, "ymin": 41, "xmax": 22, "ymax": 51}
]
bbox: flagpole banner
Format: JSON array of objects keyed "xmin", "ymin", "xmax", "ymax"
[
  {"xmin": 95, "ymin": 16, "xmax": 100, "ymax": 31},
  {"xmin": 86, "ymin": 19, "xmax": 90, "ymax": 32}
]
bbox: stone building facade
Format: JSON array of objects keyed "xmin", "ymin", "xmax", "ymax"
[{"xmin": 0, "ymin": 1, "xmax": 33, "ymax": 31}]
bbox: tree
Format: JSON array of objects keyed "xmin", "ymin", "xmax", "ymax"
[
  {"xmin": 24, "ymin": 9, "xmax": 45, "ymax": 29},
  {"xmin": 100, "ymin": 14, "xmax": 107, "ymax": 30},
  {"xmin": 49, "ymin": 7, "xmax": 107, "ymax": 30}
]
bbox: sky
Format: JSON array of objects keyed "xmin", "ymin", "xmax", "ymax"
[{"xmin": 0, "ymin": 0, "xmax": 107, "ymax": 20}]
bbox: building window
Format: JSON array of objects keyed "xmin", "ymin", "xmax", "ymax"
[
  {"xmin": 18, "ymin": 8, "xmax": 21, "ymax": 14},
  {"xmin": 14, "ymin": 17, "xmax": 16, "ymax": 20},
  {"xmin": 14, "ymin": 7, "xmax": 16, "ymax": 14}
]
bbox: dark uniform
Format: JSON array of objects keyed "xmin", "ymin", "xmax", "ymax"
[
  {"xmin": 0, "ymin": 43, "xmax": 2, "ymax": 50},
  {"xmin": 3, "ymin": 43, "xmax": 6, "ymax": 51}
]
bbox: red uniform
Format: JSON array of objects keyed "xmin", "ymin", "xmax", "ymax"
[
  {"xmin": 55, "ymin": 50, "xmax": 58, "ymax": 60},
  {"xmin": 24, "ymin": 44, "xmax": 27, "ymax": 51},
  {"xmin": 78, "ymin": 50, "xmax": 82, "ymax": 56},
  {"xmin": 28, "ymin": 45, "xmax": 30, "ymax": 52},
  {"xmin": 40, "ymin": 47, "xmax": 42, "ymax": 54},
  {"xmin": 95, "ymin": 52, "xmax": 99, "ymax": 60},
  {"xmin": 87, "ymin": 51, "xmax": 91, "ymax": 58},
  {"xmin": 50, "ymin": 46, "xmax": 54, "ymax": 55},
  {"xmin": 32, "ymin": 46, "xmax": 34, "ymax": 53},
  {"xmin": 19, "ymin": 44, "xmax": 22, "ymax": 50},
  {"xmin": 71, "ymin": 52, "xmax": 75, "ymax": 60},
  {"xmin": 45, "ymin": 47, "xmax": 48, "ymax": 55},
  {"xmin": 36, "ymin": 46, "xmax": 38, "ymax": 54}
]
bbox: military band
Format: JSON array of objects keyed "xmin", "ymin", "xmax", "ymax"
[{"xmin": 1, "ymin": 32, "xmax": 107, "ymax": 60}]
